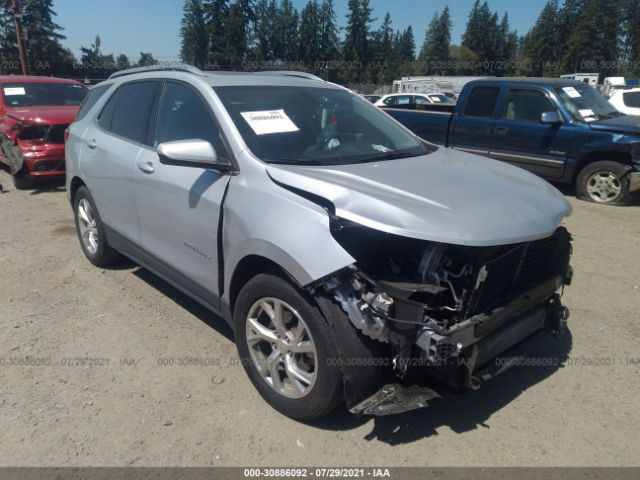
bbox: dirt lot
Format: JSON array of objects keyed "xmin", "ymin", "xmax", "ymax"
[{"xmin": 0, "ymin": 168, "xmax": 639, "ymax": 467}]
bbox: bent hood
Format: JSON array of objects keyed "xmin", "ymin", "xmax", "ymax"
[
  {"xmin": 267, "ymin": 148, "xmax": 572, "ymax": 247},
  {"xmin": 588, "ymin": 115, "xmax": 640, "ymax": 135},
  {"xmin": 7, "ymin": 105, "xmax": 79, "ymax": 125}
]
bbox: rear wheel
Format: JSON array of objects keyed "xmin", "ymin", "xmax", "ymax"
[
  {"xmin": 234, "ymin": 274, "xmax": 343, "ymax": 420},
  {"xmin": 73, "ymin": 186, "xmax": 120, "ymax": 266},
  {"xmin": 576, "ymin": 160, "xmax": 631, "ymax": 205}
]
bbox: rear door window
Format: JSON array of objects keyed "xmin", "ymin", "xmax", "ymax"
[
  {"xmin": 464, "ymin": 86, "xmax": 500, "ymax": 117},
  {"xmin": 106, "ymin": 81, "xmax": 160, "ymax": 145}
]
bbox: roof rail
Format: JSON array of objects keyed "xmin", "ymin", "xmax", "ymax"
[
  {"xmin": 108, "ymin": 64, "xmax": 206, "ymax": 80},
  {"xmin": 254, "ymin": 71, "xmax": 324, "ymax": 81}
]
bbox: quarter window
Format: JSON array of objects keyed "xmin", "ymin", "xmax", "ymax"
[{"xmin": 76, "ymin": 84, "xmax": 110, "ymax": 121}]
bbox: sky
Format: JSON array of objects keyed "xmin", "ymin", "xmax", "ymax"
[{"xmin": 54, "ymin": 0, "xmax": 548, "ymax": 62}]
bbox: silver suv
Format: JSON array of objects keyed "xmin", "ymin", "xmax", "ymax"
[{"xmin": 66, "ymin": 65, "xmax": 574, "ymax": 420}]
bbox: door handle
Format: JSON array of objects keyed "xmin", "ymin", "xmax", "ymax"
[
  {"xmin": 86, "ymin": 138, "xmax": 97, "ymax": 149},
  {"xmin": 137, "ymin": 160, "xmax": 155, "ymax": 174},
  {"xmin": 494, "ymin": 126, "xmax": 509, "ymax": 135}
]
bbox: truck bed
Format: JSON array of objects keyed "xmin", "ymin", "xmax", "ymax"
[{"xmin": 381, "ymin": 104, "xmax": 453, "ymax": 146}]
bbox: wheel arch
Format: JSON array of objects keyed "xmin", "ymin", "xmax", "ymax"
[
  {"xmin": 228, "ymin": 254, "xmax": 301, "ymax": 315},
  {"xmin": 574, "ymin": 150, "xmax": 633, "ymax": 182},
  {"xmin": 69, "ymin": 176, "xmax": 87, "ymax": 203}
]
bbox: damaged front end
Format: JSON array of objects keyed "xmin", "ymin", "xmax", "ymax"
[
  {"xmin": 314, "ymin": 218, "xmax": 573, "ymax": 416},
  {"xmin": 0, "ymin": 115, "xmax": 68, "ymax": 177}
]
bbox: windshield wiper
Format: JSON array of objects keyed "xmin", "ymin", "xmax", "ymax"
[{"xmin": 352, "ymin": 150, "xmax": 420, "ymax": 164}]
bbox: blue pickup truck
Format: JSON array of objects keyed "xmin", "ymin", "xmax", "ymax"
[{"xmin": 384, "ymin": 78, "xmax": 640, "ymax": 205}]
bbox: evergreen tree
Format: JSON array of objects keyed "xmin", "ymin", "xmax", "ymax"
[
  {"xmin": 562, "ymin": 0, "xmax": 623, "ymax": 75},
  {"xmin": 0, "ymin": 0, "xmax": 19, "ymax": 73},
  {"xmin": 253, "ymin": 0, "xmax": 278, "ymax": 61},
  {"xmin": 223, "ymin": 0, "xmax": 254, "ymax": 69},
  {"xmin": 369, "ymin": 12, "xmax": 393, "ymax": 82},
  {"xmin": 79, "ymin": 36, "xmax": 115, "ymax": 77},
  {"xmin": 318, "ymin": 0, "xmax": 339, "ymax": 63},
  {"xmin": 298, "ymin": 0, "xmax": 321, "ymax": 67},
  {"xmin": 497, "ymin": 13, "xmax": 518, "ymax": 75},
  {"xmin": 623, "ymin": 0, "xmax": 640, "ymax": 75},
  {"xmin": 461, "ymin": 0, "xmax": 504, "ymax": 74},
  {"xmin": 115, "ymin": 54, "xmax": 130, "ymax": 70},
  {"xmin": 274, "ymin": 0, "xmax": 298, "ymax": 62},
  {"xmin": 180, "ymin": 0, "xmax": 208, "ymax": 68},
  {"xmin": 343, "ymin": 0, "xmax": 374, "ymax": 81},
  {"xmin": 203, "ymin": 0, "xmax": 229, "ymax": 69},
  {"xmin": 419, "ymin": 6, "xmax": 452, "ymax": 74},
  {"xmin": 137, "ymin": 52, "xmax": 158, "ymax": 66}
]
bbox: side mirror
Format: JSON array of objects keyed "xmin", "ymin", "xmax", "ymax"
[
  {"xmin": 541, "ymin": 111, "xmax": 563, "ymax": 124},
  {"xmin": 157, "ymin": 139, "xmax": 232, "ymax": 170}
]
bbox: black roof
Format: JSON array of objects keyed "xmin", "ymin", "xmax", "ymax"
[{"xmin": 468, "ymin": 77, "xmax": 586, "ymax": 87}]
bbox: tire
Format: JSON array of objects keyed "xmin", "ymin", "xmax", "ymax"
[
  {"xmin": 12, "ymin": 173, "xmax": 31, "ymax": 190},
  {"xmin": 576, "ymin": 160, "xmax": 632, "ymax": 205},
  {"xmin": 73, "ymin": 186, "xmax": 120, "ymax": 267},
  {"xmin": 234, "ymin": 273, "xmax": 343, "ymax": 420}
]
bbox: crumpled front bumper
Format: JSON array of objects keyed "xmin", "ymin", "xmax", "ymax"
[{"xmin": 349, "ymin": 297, "xmax": 569, "ymax": 416}]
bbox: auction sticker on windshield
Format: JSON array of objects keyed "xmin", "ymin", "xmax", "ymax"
[
  {"xmin": 562, "ymin": 87, "xmax": 581, "ymax": 98},
  {"xmin": 240, "ymin": 109, "xmax": 299, "ymax": 135},
  {"xmin": 4, "ymin": 87, "xmax": 26, "ymax": 96}
]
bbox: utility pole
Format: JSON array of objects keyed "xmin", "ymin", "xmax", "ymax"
[{"xmin": 11, "ymin": 0, "xmax": 30, "ymax": 76}]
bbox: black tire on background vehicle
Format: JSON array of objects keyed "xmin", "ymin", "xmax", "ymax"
[
  {"xmin": 12, "ymin": 173, "xmax": 31, "ymax": 190},
  {"xmin": 576, "ymin": 160, "xmax": 632, "ymax": 205},
  {"xmin": 73, "ymin": 186, "xmax": 120, "ymax": 267},
  {"xmin": 234, "ymin": 273, "xmax": 343, "ymax": 420}
]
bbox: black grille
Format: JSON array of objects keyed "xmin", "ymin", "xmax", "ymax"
[
  {"xmin": 46, "ymin": 125, "xmax": 69, "ymax": 144},
  {"xmin": 470, "ymin": 228, "xmax": 571, "ymax": 314}
]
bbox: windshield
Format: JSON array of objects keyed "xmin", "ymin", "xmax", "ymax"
[
  {"xmin": 555, "ymin": 84, "xmax": 622, "ymax": 122},
  {"xmin": 215, "ymin": 86, "xmax": 431, "ymax": 165},
  {"xmin": 2, "ymin": 82, "xmax": 87, "ymax": 107}
]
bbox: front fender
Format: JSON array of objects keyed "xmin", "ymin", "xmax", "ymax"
[{"xmin": 221, "ymin": 161, "xmax": 355, "ymax": 299}]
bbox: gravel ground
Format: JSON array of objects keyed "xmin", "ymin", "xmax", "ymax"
[{"xmin": 0, "ymin": 168, "xmax": 639, "ymax": 467}]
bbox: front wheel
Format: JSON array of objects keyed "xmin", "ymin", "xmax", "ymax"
[
  {"xmin": 234, "ymin": 274, "xmax": 343, "ymax": 420},
  {"xmin": 576, "ymin": 160, "xmax": 631, "ymax": 205},
  {"xmin": 12, "ymin": 173, "xmax": 31, "ymax": 190}
]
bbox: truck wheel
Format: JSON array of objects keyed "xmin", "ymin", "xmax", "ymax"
[
  {"xmin": 576, "ymin": 161, "xmax": 631, "ymax": 205},
  {"xmin": 73, "ymin": 186, "xmax": 120, "ymax": 267},
  {"xmin": 12, "ymin": 173, "xmax": 31, "ymax": 190},
  {"xmin": 234, "ymin": 273, "xmax": 343, "ymax": 420}
]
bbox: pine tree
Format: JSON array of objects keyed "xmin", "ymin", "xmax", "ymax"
[
  {"xmin": 0, "ymin": 0, "xmax": 18, "ymax": 73},
  {"xmin": 115, "ymin": 54, "xmax": 130, "ymax": 70},
  {"xmin": 343, "ymin": 0, "xmax": 374, "ymax": 82},
  {"xmin": 461, "ymin": 0, "xmax": 504, "ymax": 74},
  {"xmin": 203, "ymin": 0, "xmax": 229, "ymax": 69},
  {"xmin": 498, "ymin": 13, "xmax": 518, "ymax": 75},
  {"xmin": 298, "ymin": 0, "xmax": 321, "ymax": 67},
  {"xmin": 137, "ymin": 52, "xmax": 158, "ymax": 66},
  {"xmin": 222, "ymin": 0, "xmax": 254, "ymax": 69},
  {"xmin": 253, "ymin": 0, "xmax": 278, "ymax": 61},
  {"xmin": 623, "ymin": 0, "xmax": 640, "ymax": 75},
  {"xmin": 419, "ymin": 7, "xmax": 452, "ymax": 74},
  {"xmin": 318, "ymin": 0, "xmax": 339, "ymax": 62},
  {"xmin": 274, "ymin": 0, "xmax": 298, "ymax": 62},
  {"xmin": 180, "ymin": 0, "xmax": 208, "ymax": 68}
]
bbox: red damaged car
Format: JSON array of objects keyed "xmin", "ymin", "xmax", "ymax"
[{"xmin": 0, "ymin": 75, "xmax": 87, "ymax": 189}]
